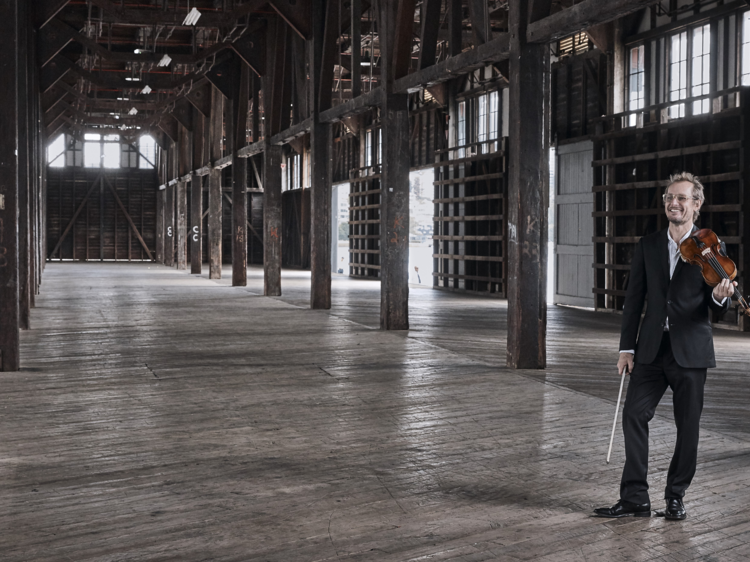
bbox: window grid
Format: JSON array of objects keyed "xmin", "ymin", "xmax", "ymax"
[
  {"xmin": 692, "ymin": 24, "xmax": 710, "ymax": 115},
  {"xmin": 457, "ymin": 100, "xmax": 466, "ymax": 158},
  {"xmin": 628, "ymin": 45, "xmax": 645, "ymax": 127},
  {"xmin": 669, "ymin": 31, "xmax": 688, "ymax": 119},
  {"xmin": 743, "ymin": 12, "xmax": 750, "ymax": 85}
]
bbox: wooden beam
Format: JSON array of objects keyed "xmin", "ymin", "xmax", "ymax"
[
  {"xmin": 318, "ymin": 0, "xmax": 339, "ymax": 112},
  {"xmin": 159, "ymin": 114, "xmax": 180, "ymax": 143},
  {"xmin": 270, "ymin": 0, "xmax": 312, "ymax": 40},
  {"xmin": 232, "ymin": 61, "xmax": 250, "ymax": 287},
  {"xmin": 103, "ymin": 177, "xmax": 154, "ymax": 261},
  {"xmin": 319, "ymin": 87, "xmax": 383, "ymax": 123},
  {"xmin": 263, "ymin": 144, "xmax": 283, "ymax": 296},
  {"xmin": 526, "ymin": 0, "xmax": 659, "ymax": 44},
  {"xmin": 40, "ymin": 58, "xmax": 69, "ymax": 93},
  {"xmin": 392, "ymin": 0, "xmax": 418, "ymax": 80},
  {"xmin": 34, "ymin": 0, "xmax": 70, "ymax": 29},
  {"xmin": 418, "ymin": 0, "xmax": 443, "ymax": 70},
  {"xmin": 164, "ymin": 148, "xmax": 176, "ymax": 267},
  {"xmin": 507, "ymin": 0, "xmax": 548, "ymax": 369},
  {"xmin": 529, "ymin": 0, "xmax": 554, "ymax": 24},
  {"xmin": 232, "ymin": 32, "xmax": 266, "ymax": 77},
  {"xmin": 37, "ymin": 19, "xmax": 71, "ymax": 67},
  {"xmin": 186, "ymin": 82, "xmax": 213, "ymax": 118},
  {"xmin": 394, "ymin": 33, "xmax": 510, "ymax": 93},
  {"xmin": 172, "ymin": 98, "xmax": 194, "ymax": 133},
  {"xmin": 208, "ymin": 85, "xmax": 223, "ymax": 279},
  {"xmin": 310, "ymin": 1, "xmax": 331, "ymax": 309},
  {"xmin": 448, "ymin": 0, "xmax": 463, "ymax": 57},
  {"xmin": 468, "ymin": 0, "xmax": 491, "ymax": 46},
  {"xmin": 350, "ymin": 0, "xmax": 362, "ymax": 98},
  {"xmin": 176, "ymin": 124, "xmax": 191, "ymax": 270},
  {"xmin": 190, "ymin": 105, "xmax": 205, "ymax": 275},
  {"xmin": 47, "ymin": 176, "xmax": 101, "ymax": 260},
  {"xmin": 205, "ymin": 55, "xmax": 236, "ymax": 100}
]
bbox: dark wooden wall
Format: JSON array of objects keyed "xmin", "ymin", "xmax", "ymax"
[
  {"xmin": 47, "ymin": 168, "xmax": 158, "ymax": 261},
  {"xmin": 552, "ymin": 50, "xmax": 607, "ymax": 142},
  {"xmin": 281, "ymin": 188, "xmax": 311, "ymax": 268}
]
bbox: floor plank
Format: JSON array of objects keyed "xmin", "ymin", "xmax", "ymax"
[{"xmin": 4, "ymin": 262, "xmax": 750, "ymax": 561}]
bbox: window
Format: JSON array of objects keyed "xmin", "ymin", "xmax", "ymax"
[
  {"xmin": 47, "ymin": 135, "xmax": 65, "ymax": 168},
  {"xmin": 377, "ymin": 129, "xmax": 382, "ymax": 165},
  {"xmin": 457, "ymin": 100, "xmax": 466, "ymax": 157},
  {"xmin": 742, "ymin": 12, "xmax": 750, "ymax": 85},
  {"xmin": 669, "ymin": 31, "xmax": 688, "ymax": 118},
  {"xmin": 489, "ymin": 90, "xmax": 499, "ymax": 143},
  {"xmin": 285, "ymin": 153, "xmax": 301, "ymax": 190},
  {"xmin": 121, "ymin": 143, "xmax": 138, "ymax": 168},
  {"xmin": 102, "ymin": 135, "xmax": 121, "ymax": 169},
  {"xmin": 692, "ymin": 24, "xmax": 710, "ymax": 115},
  {"xmin": 138, "ymin": 135, "xmax": 157, "ymax": 169},
  {"xmin": 669, "ymin": 25, "xmax": 710, "ymax": 119},
  {"xmin": 84, "ymin": 134, "xmax": 102, "ymax": 168},
  {"xmin": 365, "ymin": 130, "xmax": 372, "ymax": 168},
  {"xmin": 628, "ymin": 45, "xmax": 645, "ymax": 126},
  {"xmin": 84, "ymin": 133, "xmax": 121, "ymax": 169},
  {"xmin": 477, "ymin": 94, "xmax": 488, "ymax": 152}
]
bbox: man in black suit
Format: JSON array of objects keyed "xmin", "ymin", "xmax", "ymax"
[{"xmin": 594, "ymin": 172, "xmax": 735, "ymax": 521}]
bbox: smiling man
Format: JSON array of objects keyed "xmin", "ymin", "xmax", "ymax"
[{"xmin": 594, "ymin": 172, "xmax": 736, "ymax": 521}]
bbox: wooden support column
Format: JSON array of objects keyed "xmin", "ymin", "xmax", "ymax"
[
  {"xmin": 190, "ymin": 105, "xmax": 205, "ymax": 274},
  {"xmin": 377, "ymin": 0, "xmax": 410, "ymax": 330},
  {"xmin": 263, "ymin": 145, "xmax": 282, "ymax": 295},
  {"xmin": 263, "ymin": 18, "xmax": 284, "ymax": 296},
  {"xmin": 17, "ymin": 0, "xmax": 30, "ymax": 330},
  {"xmin": 164, "ymin": 147, "xmax": 176, "ymax": 267},
  {"xmin": 156, "ymin": 186, "xmax": 165, "ymax": 263},
  {"xmin": 0, "ymin": 0, "xmax": 19, "ymax": 371},
  {"xmin": 231, "ymin": 61, "xmax": 250, "ymax": 287},
  {"xmin": 208, "ymin": 85, "xmax": 223, "ymax": 279},
  {"xmin": 506, "ymin": 0, "xmax": 548, "ymax": 369},
  {"xmin": 310, "ymin": 0, "xmax": 332, "ymax": 309},
  {"xmin": 176, "ymin": 124, "xmax": 190, "ymax": 271}
]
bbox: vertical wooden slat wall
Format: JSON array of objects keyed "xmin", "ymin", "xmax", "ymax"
[
  {"xmin": 592, "ymin": 90, "xmax": 750, "ymax": 331},
  {"xmin": 46, "ymin": 169, "xmax": 158, "ymax": 261},
  {"xmin": 433, "ymin": 138, "xmax": 508, "ymax": 296}
]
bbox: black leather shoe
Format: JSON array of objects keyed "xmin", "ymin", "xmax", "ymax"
[
  {"xmin": 593, "ymin": 500, "xmax": 651, "ymax": 518},
  {"xmin": 657, "ymin": 498, "xmax": 686, "ymax": 520}
]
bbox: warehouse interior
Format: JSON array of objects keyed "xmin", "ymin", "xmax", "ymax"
[{"xmin": 2, "ymin": 0, "xmax": 750, "ymax": 559}]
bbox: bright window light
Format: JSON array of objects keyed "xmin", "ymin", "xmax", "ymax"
[
  {"xmin": 102, "ymin": 142, "xmax": 120, "ymax": 169},
  {"xmin": 139, "ymin": 135, "xmax": 157, "ymax": 169},
  {"xmin": 84, "ymin": 142, "xmax": 101, "ymax": 167},
  {"xmin": 85, "ymin": 133, "xmax": 101, "ymax": 141},
  {"xmin": 47, "ymin": 134, "xmax": 65, "ymax": 168}
]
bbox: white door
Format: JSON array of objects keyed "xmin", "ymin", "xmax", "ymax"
[{"xmin": 554, "ymin": 141, "xmax": 594, "ymax": 308}]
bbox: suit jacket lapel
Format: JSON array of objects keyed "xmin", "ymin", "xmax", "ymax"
[{"xmin": 660, "ymin": 229, "xmax": 670, "ymax": 284}]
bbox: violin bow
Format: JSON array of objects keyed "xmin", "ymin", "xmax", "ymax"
[{"xmin": 606, "ymin": 365, "xmax": 628, "ymax": 464}]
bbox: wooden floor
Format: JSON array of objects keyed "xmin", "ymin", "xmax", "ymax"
[{"xmin": 5, "ymin": 262, "xmax": 750, "ymax": 561}]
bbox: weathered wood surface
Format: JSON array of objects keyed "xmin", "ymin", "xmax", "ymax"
[
  {"xmin": 506, "ymin": 0, "xmax": 548, "ymax": 369},
  {"xmin": 9, "ymin": 262, "xmax": 750, "ymax": 560}
]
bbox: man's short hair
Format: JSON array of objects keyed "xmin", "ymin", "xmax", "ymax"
[{"xmin": 667, "ymin": 172, "xmax": 705, "ymax": 223}]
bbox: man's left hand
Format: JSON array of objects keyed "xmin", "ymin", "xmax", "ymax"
[{"xmin": 713, "ymin": 278, "xmax": 737, "ymax": 301}]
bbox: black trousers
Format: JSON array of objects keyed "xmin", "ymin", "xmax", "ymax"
[{"xmin": 620, "ymin": 332, "xmax": 707, "ymax": 505}]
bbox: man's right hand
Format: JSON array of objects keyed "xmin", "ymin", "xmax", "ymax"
[{"xmin": 617, "ymin": 352, "xmax": 634, "ymax": 376}]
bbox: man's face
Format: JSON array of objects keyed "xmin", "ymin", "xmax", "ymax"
[{"xmin": 664, "ymin": 181, "xmax": 701, "ymax": 226}]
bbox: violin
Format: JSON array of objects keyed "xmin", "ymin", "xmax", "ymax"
[{"xmin": 679, "ymin": 228, "xmax": 750, "ymax": 317}]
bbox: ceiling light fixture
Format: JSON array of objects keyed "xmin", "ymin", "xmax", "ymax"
[
  {"xmin": 183, "ymin": 7, "xmax": 201, "ymax": 26},
  {"xmin": 141, "ymin": 85, "xmax": 152, "ymax": 94},
  {"xmin": 128, "ymin": 107, "xmax": 138, "ymax": 116},
  {"xmin": 158, "ymin": 54, "xmax": 172, "ymax": 67}
]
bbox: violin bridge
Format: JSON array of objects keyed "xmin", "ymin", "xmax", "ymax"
[{"xmin": 701, "ymin": 247, "xmax": 712, "ymax": 256}]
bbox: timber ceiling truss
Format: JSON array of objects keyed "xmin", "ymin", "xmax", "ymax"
[{"xmin": 38, "ymin": 0, "xmax": 657, "ymax": 149}]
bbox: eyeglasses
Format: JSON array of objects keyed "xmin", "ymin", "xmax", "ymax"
[{"xmin": 662, "ymin": 194, "xmax": 698, "ymax": 204}]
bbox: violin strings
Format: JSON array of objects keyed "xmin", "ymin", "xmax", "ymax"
[{"xmin": 704, "ymin": 251, "xmax": 748, "ymax": 307}]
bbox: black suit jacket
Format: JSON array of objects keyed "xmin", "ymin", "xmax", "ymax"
[{"xmin": 619, "ymin": 227, "xmax": 730, "ymax": 368}]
